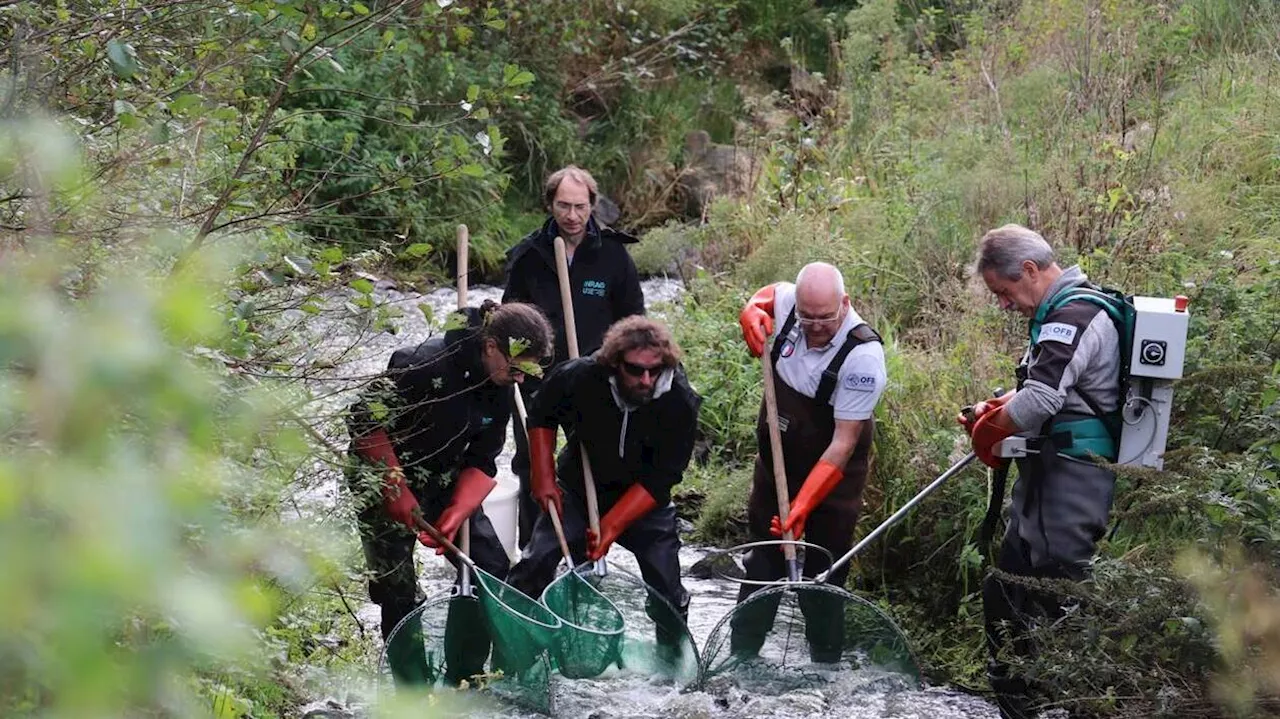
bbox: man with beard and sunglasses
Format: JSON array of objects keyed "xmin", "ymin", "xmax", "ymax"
[
  {"xmin": 728, "ymin": 261, "xmax": 888, "ymax": 663},
  {"xmin": 507, "ymin": 315, "xmax": 701, "ymax": 655}
]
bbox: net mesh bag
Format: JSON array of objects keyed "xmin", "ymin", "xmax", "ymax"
[
  {"xmin": 698, "ymin": 581, "xmax": 920, "ymax": 690},
  {"xmin": 382, "ymin": 567, "xmax": 562, "ymax": 715},
  {"xmin": 540, "ymin": 568, "xmax": 626, "ymax": 679},
  {"xmin": 582, "ymin": 565, "xmax": 702, "ymax": 687}
]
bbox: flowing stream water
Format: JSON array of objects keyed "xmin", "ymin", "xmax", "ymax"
[{"xmin": 287, "ymin": 277, "xmax": 1001, "ymax": 719}]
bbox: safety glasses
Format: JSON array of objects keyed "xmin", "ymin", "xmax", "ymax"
[
  {"xmin": 795, "ymin": 307, "xmax": 845, "ymax": 327},
  {"xmin": 619, "ymin": 360, "xmax": 666, "ymax": 379}
]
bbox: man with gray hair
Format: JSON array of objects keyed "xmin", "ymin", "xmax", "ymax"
[
  {"xmin": 502, "ymin": 165, "xmax": 646, "ymax": 548},
  {"xmin": 960, "ymin": 223, "xmax": 1122, "ymax": 719},
  {"xmin": 729, "ymin": 261, "xmax": 887, "ymax": 663}
]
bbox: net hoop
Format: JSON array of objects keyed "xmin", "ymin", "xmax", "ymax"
[
  {"xmin": 704, "ymin": 540, "xmax": 835, "ymax": 587},
  {"xmin": 541, "ymin": 563, "xmax": 626, "ymax": 637},
  {"xmin": 695, "ymin": 580, "xmax": 922, "ymax": 689}
]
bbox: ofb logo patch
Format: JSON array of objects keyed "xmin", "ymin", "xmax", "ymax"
[
  {"xmin": 1038, "ymin": 322, "xmax": 1078, "ymax": 345},
  {"xmin": 844, "ymin": 373, "xmax": 877, "ymax": 392}
]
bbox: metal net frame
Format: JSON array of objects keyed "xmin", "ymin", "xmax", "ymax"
[{"xmin": 696, "ymin": 542, "xmax": 921, "ymax": 691}]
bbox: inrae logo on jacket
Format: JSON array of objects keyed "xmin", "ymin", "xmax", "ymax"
[{"xmin": 582, "ymin": 280, "xmax": 607, "ymax": 297}]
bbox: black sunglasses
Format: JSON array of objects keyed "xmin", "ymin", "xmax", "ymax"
[{"xmin": 619, "ymin": 360, "xmax": 666, "ymax": 379}]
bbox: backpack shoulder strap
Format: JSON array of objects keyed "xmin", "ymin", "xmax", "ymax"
[
  {"xmin": 816, "ymin": 323, "xmax": 882, "ymax": 406},
  {"xmin": 770, "ymin": 308, "xmax": 799, "ymax": 367},
  {"xmin": 1032, "ymin": 284, "xmax": 1132, "ymax": 436}
]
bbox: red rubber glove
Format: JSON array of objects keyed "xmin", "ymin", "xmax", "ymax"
[
  {"xmin": 771, "ymin": 459, "xmax": 843, "ymax": 541},
  {"xmin": 352, "ymin": 428, "xmax": 420, "ymax": 530},
  {"xmin": 419, "ymin": 467, "xmax": 497, "ymax": 555},
  {"xmin": 739, "ymin": 283, "xmax": 778, "ymax": 358},
  {"xmin": 958, "ymin": 391, "xmax": 1015, "ymax": 435},
  {"xmin": 971, "ymin": 406, "xmax": 1019, "ymax": 468},
  {"xmin": 587, "ymin": 484, "xmax": 658, "ymax": 561},
  {"xmin": 528, "ymin": 426, "xmax": 563, "ymax": 517}
]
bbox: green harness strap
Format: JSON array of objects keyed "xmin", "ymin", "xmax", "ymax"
[{"xmin": 1028, "ymin": 284, "xmax": 1129, "ymax": 462}]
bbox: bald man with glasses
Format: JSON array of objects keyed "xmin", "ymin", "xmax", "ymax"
[{"xmin": 728, "ymin": 262, "xmax": 888, "ymax": 663}]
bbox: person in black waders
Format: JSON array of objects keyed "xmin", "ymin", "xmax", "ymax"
[
  {"xmin": 344, "ymin": 300, "xmax": 554, "ymax": 688},
  {"xmin": 507, "ymin": 316, "xmax": 701, "ymax": 658},
  {"xmin": 959, "ymin": 224, "xmax": 1122, "ymax": 719},
  {"xmin": 729, "ymin": 261, "xmax": 888, "ymax": 663},
  {"xmin": 501, "ymin": 165, "xmax": 646, "ymax": 550}
]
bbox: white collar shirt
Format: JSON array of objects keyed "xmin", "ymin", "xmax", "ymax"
[{"xmin": 769, "ymin": 282, "xmax": 888, "ymax": 421}]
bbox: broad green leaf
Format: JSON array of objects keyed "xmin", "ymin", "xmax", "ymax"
[
  {"xmin": 106, "ymin": 40, "xmax": 138, "ymax": 79},
  {"xmin": 350, "ymin": 278, "xmax": 374, "ymax": 294},
  {"xmin": 454, "ymin": 26, "xmax": 474, "ymax": 45},
  {"xmin": 149, "ymin": 120, "xmax": 171, "ymax": 145},
  {"xmin": 418, "ymin": 303, "xmax": 436, "ymax": 325},
  {"xmin": 485, "ymin": 19, "xmax": 506, "ymax": 30},
  {"xmin": 442, "ymin": 312, "xmax": 467, "ymax": 331},
  {"xmin": 514, "ymin": 360, "xmax": 544, "ymax": 379},
  {"xmin": 403, "ymin": 243, "xmax": 433, "ymax": 258},
  {"xmin": 459, "ymin": 163, "xmax": 485, "ymax": 178},
  {"xmin": 318, "ymin": 247, "xmax": 344, "ymax": 264},
  {"xmin": 472, "ymin": 107, "xmax": 490, "ymax": 120},
  {"xmin": 169, "ymin": 94, "xmax": 203, "ymax": 115},
  {"xmin": 466, "ymin": 84, "xmax": 480, "ymax": 103},
  {"xmin": 352, "ymin": 2, "xmax": 370, "ymax": 15},
  {"xmin": 509, "ymin": 70, "xmax": 535, "ymax": 86}
]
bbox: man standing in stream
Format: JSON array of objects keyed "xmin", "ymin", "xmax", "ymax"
[
  {"xmin": 960, "ymin": 224, "xmax": 1123, "ymax": 719},
  {"xmin": 728, "ymin": 262, "xmax": 888, "ymax": 663},
  {"xmin": 507, "ymin": 316, "xmax": 701, "ymax": 660},
  {"xmin": 501, "ymin": 165, "xmax": 646, "ymax": 549}
]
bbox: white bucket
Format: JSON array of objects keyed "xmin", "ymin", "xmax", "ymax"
[{"xmin": 483, "ymin": 475, "xmax": 520, "ymax": 563}]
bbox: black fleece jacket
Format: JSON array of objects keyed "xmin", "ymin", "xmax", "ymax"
[
  {"xmin": 501, "ymin": 216, "xmax": 645, "ymax": 366},
  {"xmin": 346, "ymin": 308, "xmax": 510, "ymax": 497},
  {"xmin": 528, "ymin": 356, "xmax": 701, "ymax": 507}
]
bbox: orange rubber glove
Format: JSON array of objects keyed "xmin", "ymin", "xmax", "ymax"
[
  {"xmin": 739, "ymin": 283, "xmax": 778, "ymax": 358},
  {"xmin": 958, "ymin": 391, "xmax": 1015, "ymax": 435},
  {"xmin": 419, "ymin": 467, "xmax": 497, "ymax": 555},
  {"xmin": 971, "ymin": 406, "xmax": 1019, "ymax": 468},
  {"xmin": 353, "ymin": 428, "xmax": 420, "ymax": 530},
  {"xmin": 528, "ymin": 426, "xmax": 563, "ymax": 517},
  {"xmin": 772, "ymin": 459, "xmax": 843, "ymax": 541},
  {"xmin": 587, "ymin": 484, "xmax": 658, "ymax": 561}
]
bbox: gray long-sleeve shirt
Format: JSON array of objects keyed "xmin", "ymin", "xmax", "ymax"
[{"xmin": 1005, "ymin": 266, "xmax": 1122, "ymax": 431}]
